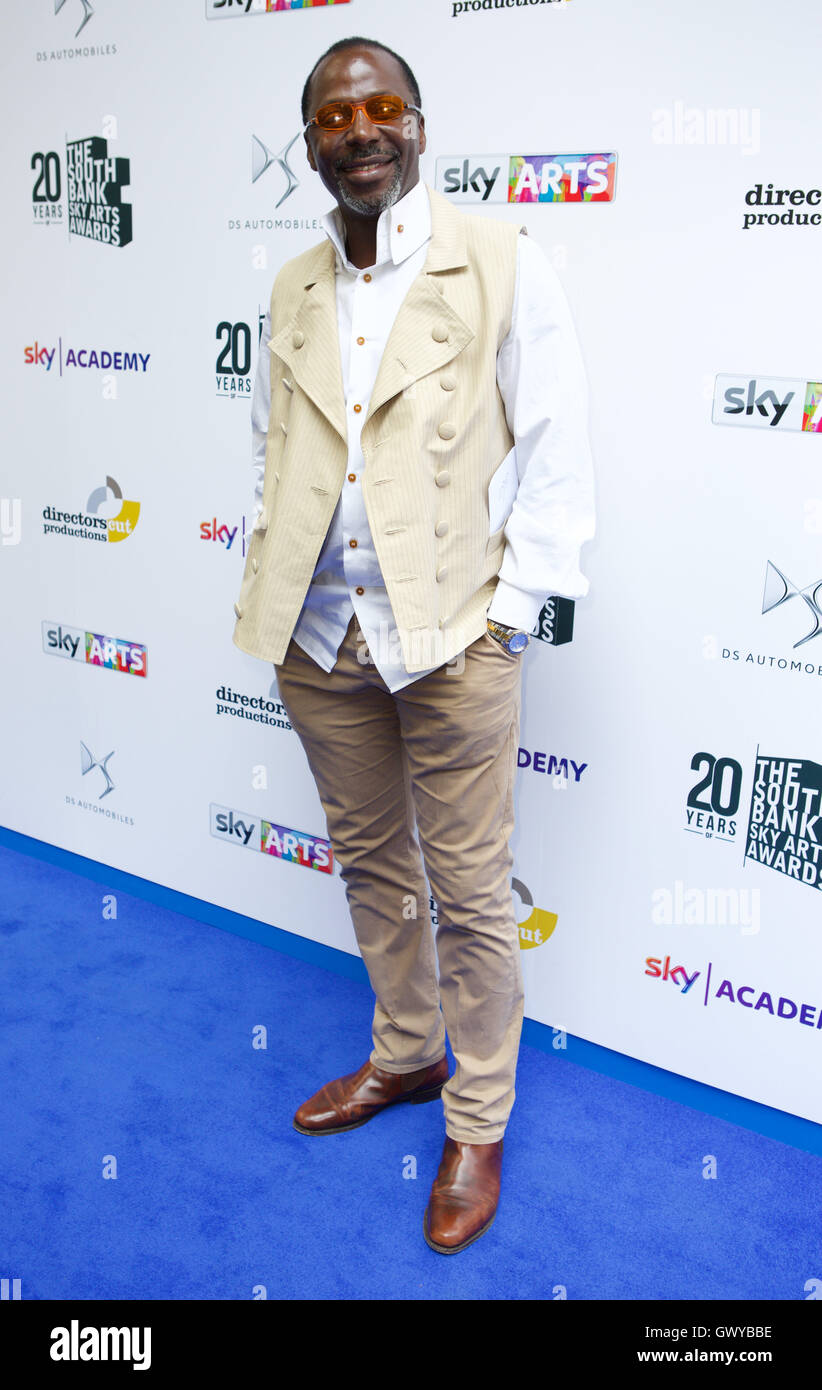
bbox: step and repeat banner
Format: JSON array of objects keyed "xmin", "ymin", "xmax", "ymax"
[{"xmin": 1, "ymin": 0, "xmax": 820, "ymax": 1126}]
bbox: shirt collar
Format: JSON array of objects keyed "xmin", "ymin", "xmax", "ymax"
[{"xmin": 321, "ymin": 178, "xmax": 431, "ymax": 273}]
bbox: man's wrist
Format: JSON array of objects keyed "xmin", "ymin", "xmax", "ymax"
[{"xmin": 486, "ymin": 618, "xmax": 530, "ymax": 654}]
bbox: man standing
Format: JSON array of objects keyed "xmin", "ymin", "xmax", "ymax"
[{"xmin": 232, "ymin": 36, "xmax": 594, "ymax": 1254}]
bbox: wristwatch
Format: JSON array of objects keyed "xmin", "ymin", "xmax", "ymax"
[{"xmin": 486, "ymin": 618, "xmax": 530, "ymax": 654}]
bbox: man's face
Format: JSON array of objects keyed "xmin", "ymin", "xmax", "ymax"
[{"xmin": 304, "ymin": 46, "xmax": 425, "ymax": 218}]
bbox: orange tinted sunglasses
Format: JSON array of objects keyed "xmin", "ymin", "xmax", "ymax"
[{"xmin": 304, "ymin": 92, "xmax": 422, "ymax": 134}]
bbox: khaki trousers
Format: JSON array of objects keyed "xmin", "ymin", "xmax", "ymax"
[{"xmin": 274, "ymin": 615, "xmax": 524, "ymax": 1144}]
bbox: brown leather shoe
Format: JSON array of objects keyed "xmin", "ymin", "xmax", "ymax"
[
  {"xmin": 423, "ymin": 1136, "xmax": 503, "ymax": 1254},
  {"xmin": 293, "ymin": 1056, "xmax": 449, "ymax": 1135}
]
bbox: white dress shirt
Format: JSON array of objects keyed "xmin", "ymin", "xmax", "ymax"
[{"xmin": 251, "ymin": 178, "xmax": 594, "ymax": 691}]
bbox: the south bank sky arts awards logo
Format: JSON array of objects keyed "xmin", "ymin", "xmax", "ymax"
[
  {"xmin": 684, "ymin": 749, "xmax": 822, "ymax": 894},
  {"xmin": 206, "ymin": 0, "xmax": 350, "ymax": 19},
  {"xmin": 43, "ymin": 475, "xmax": 140, "ymax": 544},
  {"xmin": 31, "ymin": 135, "xmax": 132, "ymax": 246},
  {"xmin": 435, "ymin": 153, "xmax": 616, "ymax": 204}
]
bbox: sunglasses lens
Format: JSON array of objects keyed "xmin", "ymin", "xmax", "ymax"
[
  {"xmin": 365, "ymin": 95, "xmax": 405, "ymax": 122},
  {"xmin": 314, "ymin": 102, "xmax": 354, "ymax": 130}
]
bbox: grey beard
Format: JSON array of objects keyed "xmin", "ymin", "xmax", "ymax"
[{"xmin": 335, "ymin": 160, "xmax": 402, "ymax": 217}]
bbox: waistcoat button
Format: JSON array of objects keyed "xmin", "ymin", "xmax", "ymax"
[
  {"xmin": 252, "ymin": 557, "xmax": 259, "ymax": 573},
  {"xmin": 438, "ymin": 421, "xmax": 456, "ymax": 440},
  {"xmin": 440, "ymin": 374, "xmax": 456, "ymax": 391},
  {"xmin": 435, "ymin": 521, "xmax": 449, "ymax": 537},
  {"xmin": 435, "ymin": 470, "xmax": 451, "ymax": 488},
  {"xmin": 432, "ymin": 322, "xmax": 449, "ymax": 343},
  {"xmin": 292, "ymin": 331, "xmax": 305, "ymax": 349},
  {"xmin": 436, "ymin": 566, "xmax": 448, "ymax": 583},
  {"xmin": 234, "ymin": 603, "xmax": 243, "ymax": 619}
]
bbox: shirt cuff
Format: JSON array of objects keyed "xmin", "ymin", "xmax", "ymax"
[{"xmin": 487, "ymin": 581, "xmax": 549, "ymax": 634}]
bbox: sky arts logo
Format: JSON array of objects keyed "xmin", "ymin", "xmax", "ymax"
[
  {"xmin": 712, "ymin": 376, "xmax": 822, "ymax": 432},
  {"xmin": 436, "ymin": 153, "xmax": 616, "ymax": 204},
  {"xmin": 206, "ymin": 0, "xmax": 350, "ymax": 18},
  {"xmin": 42, "ymin": 476, "xmax": 140, "ymax": 544},
  {"xmin": 210, "ymin": 804, "xmax": 333, "ymax": 872},
  {"xmin": 24, "ymin": 339, "xmax": 150, "ymax": 376},
  {"xmin": 42, "ymin": 621, "xmax": 147, "ymax": 676},
  {"xmin": 67, "ymin": 136, "xmax": 132, "ymax": 247}
]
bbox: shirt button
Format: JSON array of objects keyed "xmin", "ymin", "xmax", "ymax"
[
  {"xmin": 348, "ymin": 473, "xmax": 356, "ymax": 482},
  {"xmin": 436, "ymin": 566, "xmax": 448, "ymax": 583},
  {"xmin": 292, "ymin": 331, "xmax": 305, "ymax": 349},
  {"xmin": 438, "ymin": 421, "xmax": 456, "ymax": 440},
  {"xmin": 355, "ymin": 586, "xmax": 365, "ymax": 595},
  {"xmin": 363, "ymin": 273, "xmax": 372, "ymax": 283},
  {"xmin": 353, "ymin": 403, "xmax": 362, "ymax": 413},
  {"xmin": 356, "ymin": 336, "xmax": 365, "ymax": 345},
  {"xmin": 440, "ymin": 374, "xmax": 456, "ymax": 391},
  {"xmin": 397, "ymin": 224, "xmax": 404, "ymax": 233},
  {"xmin": 435, "ymin": 521, "xmax": 449, "ymax": 537},
  {"xmin": 432, "ymin": 322, "xmax": 449, "ymax": 343},
  {"xmin": 435, "ymin": 470, "xmax": 451, "ymax": 488},
  {"xmin": 349, "ymin": 538, "xmax": 358, "ymax": 548}
]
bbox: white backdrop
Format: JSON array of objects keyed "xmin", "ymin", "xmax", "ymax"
[{"xmin": 2, "ymin": 0, "xmax": 820, "ymax": 1125}]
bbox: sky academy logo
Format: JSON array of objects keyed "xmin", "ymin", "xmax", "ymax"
[
  {"xmin": 644, "ymin": 955, "xmax": 822, "ymax": 1030},
  {"xmin": 436, "ymin": 153, "xmax": 616, "ymax": 204},
  {"xmin": 24, "ymin": 338, "xmax": 150, "ymax": 376},
  {"xmin": 42, "ymin": 475, "xmax": 141, "ymax": 544},
  {"xmin": 712, "ymin": 375, "xmax": 822, "ymax": 432},
  {"xmin": 42, "ymin": 621, "xmax": 147, "ymax": 676}
]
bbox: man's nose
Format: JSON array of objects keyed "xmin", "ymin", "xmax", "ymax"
[{"xmin": 346, "ymin": 107, "xmax": 381, "ymax": 142}]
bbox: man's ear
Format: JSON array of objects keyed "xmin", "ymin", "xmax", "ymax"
[
  {"xmin": 304, "ymin": 132, "xmax": 317, "ymax": 172},
  {"xmin": 418, "ymin": 116, "xmax": 426, "ymax": 157}
]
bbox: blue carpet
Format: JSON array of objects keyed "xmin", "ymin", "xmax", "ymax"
[{"xmin": 1, "ymin": 840, "xmax": 820, "ymax": 1300}]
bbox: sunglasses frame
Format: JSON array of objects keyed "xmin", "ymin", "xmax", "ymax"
[{"xmin": 303, "ymin": 92, "xmax": 423, "ymax": 136}]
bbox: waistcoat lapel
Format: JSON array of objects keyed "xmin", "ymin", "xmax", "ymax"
[
  {"xmin": 267, "ymin": 241, "xmax": 347, "ymax": 444},
  {"xmin": 365, "ymin": 187, "xmax": 474, "ymax": 425}
]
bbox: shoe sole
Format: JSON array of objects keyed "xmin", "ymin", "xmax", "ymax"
[
  {"xmin": 292, "ymin": 1080, "xmax": 445, "ymax": 1135},
  {"xmin": 422, "ymin": 1206, "xmax": 497, "ymax": 1255}
]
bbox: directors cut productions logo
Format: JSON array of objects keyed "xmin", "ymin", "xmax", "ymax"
[
  {"xmin": 436, "ymin": 153, "xmax": 616, "ymax": 204},
  {"xmin": 712, "ymin": 375, "xmax": 822, "ymax": 432},
  {"xmin": 42, "ymin": 621, "xmax": 147, "ymax": 676},
  {"xmin": 206, "ymin": 0, "xmax": 350, "ymax": 18},
  {"xmin": 210, "ymin": 804, "xmax": 333, "ymax": 872},
  {"xmin": 43, "ymin": 475, "xmax": 141, "ymax": 544}
]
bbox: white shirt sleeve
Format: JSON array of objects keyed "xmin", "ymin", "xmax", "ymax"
[
  {"xmin": 249, "ymin": 307, "xmax": 271, "ymax": 527},
  {"xmin": 487, "ymin": 233, "xmax": 596, "ymax": 633}
]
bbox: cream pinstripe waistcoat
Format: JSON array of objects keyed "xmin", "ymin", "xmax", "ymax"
[{"xmin": 232, "ymin": 187, "xmax": 520, "ymax": 673}]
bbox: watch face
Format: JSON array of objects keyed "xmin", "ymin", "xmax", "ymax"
[{"xmin": 508, "ymin": 631, "xmax": 528, "ymax": 653}]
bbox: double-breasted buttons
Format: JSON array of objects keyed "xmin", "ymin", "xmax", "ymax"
[
  {"xmin": 292, "ymin": 331, "xmax": 305, "ymax": 349},
  {"xmin": 435, "ymin": 470, "xmax": 451, "ymax": 488},
  {"xmin": 251, "ymin": 558, "xmax": 259, "ymax": 573},
  {"xmin": 440, "ymin": 374, "xmax": 456, "ymax": 391},
  {"xmin": 280, "ymin": 422, "xmax": 288, "ymax": 436},
  {"xmin": 432, "ymin": 322, "xmax": 449, "ymax": 343},
  {"xmin": 438, "ymin": 422, "xmax": 456, "ymax": 440},
  {"xmin": 282, "ymin": 377, "xmax": 294, "ymax": 392},
  {"xmin": 254, "ymin": 508, "xmax": 268, "ymax": 533},
  {"xmin": 234, "ymin": 602, "xmax": 243, "ymax": 619},
  {"xmin": 436, "ymin": 566, "xmax": 448, "ymax": 583},
  {"xmin": 435, "ymin": 521, "xmax": 449, "ymax": 538}
]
